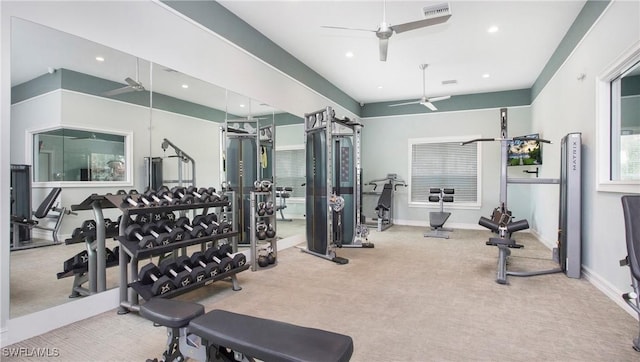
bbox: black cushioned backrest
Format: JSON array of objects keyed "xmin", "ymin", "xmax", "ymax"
[
  {"xmin": 622, "ymin": 195, "xmax": 640, "ymax": 281},
  {"xmin": 34, "ymin": 188, "xmax": 62, "ymax": 219}
]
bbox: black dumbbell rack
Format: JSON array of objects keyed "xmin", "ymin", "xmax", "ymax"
[
  {"xmin": 107, "ymin": 193, "xmax": 246, "ymax": 314},
  {"xmin": 69, "ymin": 194, "xmax": 120, "ymax": 294},
  {"xmin": 250, "ymin": 190, "xmax": 278, "ymax": 271}
]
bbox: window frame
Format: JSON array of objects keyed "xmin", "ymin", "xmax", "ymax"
[
  {"xmin": 274, "ymin": 144, "xmax": 305, "ymax": 200},
  {"xmin": 407, "ymin": 135, "xmax": 482, "ymax": 209},
  {"xmin": 596, "ymin": 41, "xmax": 640, "ymax": 193},
  {"xmin": 27, "ymin": 124, "xmax": 133, "ymax": 188}
]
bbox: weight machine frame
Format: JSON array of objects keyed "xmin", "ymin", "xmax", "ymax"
[
  {"xmin": 362, "ymin": 173, "xmax": 407, "ymax": 232},
  {"xmin": 301, "ymin": 106, "xmax": 372, "ymax": 264},
  {"xmin": 462, "ymin": 108, "xmax": 581, "ymax": 284},
  {"xmin": 220, "ymin": 115, "xmax": 276, "ymax": 246}
]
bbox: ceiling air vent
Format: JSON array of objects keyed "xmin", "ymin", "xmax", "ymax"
[
  {"xmin": 442, "ymin": 79, "xmax": 458, "ymax": 85},
  {"xmin": 423, "ymin": 2, "xmax": 451, "ymax": 19}
]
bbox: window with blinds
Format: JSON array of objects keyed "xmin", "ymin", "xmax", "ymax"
[
  {"xmin": 409, "ymin": 137, "xmax": 481, "ymax": 207},
  {"xmin": 275, "ymin": 147, "xmax": 306, "ymax": 198}
]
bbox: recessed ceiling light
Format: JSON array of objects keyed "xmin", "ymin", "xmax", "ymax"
[
  {"xmin": 239, "ymin": 104, "xmax": 245, "ymax": 108},
  {"xmin": 377, "ymin": 85, "xmax": 383, "ymax": 89},
  {"xmin": 181, "ymin": 84, "xmax": 189, "ymax": 89},
  {"xmin": 345, "ymin": 51, "xmax": 354, "ymax": 58},
  {"xmin": 487, "ymin": 26, "xmax": 499, "ymax": 33},
  {"xmin": 95, "ymin": 56, "xmax": 105, "ymax": 62},
  {"xmin": 482, "ymin": 73, "xmax": 490, "ymax": 78}
]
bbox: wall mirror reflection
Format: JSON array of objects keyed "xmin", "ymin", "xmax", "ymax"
[
  {"xmin": 32, "ymin": 128, "xmax": 129, "ymax": 182},
  {"xmin": 10, "ymin": 18, "xmax": 152, "ymax": 318}
]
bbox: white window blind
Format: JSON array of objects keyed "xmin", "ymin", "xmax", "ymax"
[
  {"xmin": 409, "ymin": 138, "xmax": 480, "ymax": 206},
  {"xmin": 275, "ymin": 148, "xmax": 305, "ymax": 198}
]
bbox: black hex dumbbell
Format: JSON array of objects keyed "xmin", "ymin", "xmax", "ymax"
[
  {"xmin": 174, "ymin": 217, "xmax": 206, "ymax": 239},
  {"xmin": 158, "ymin": 259, "xmax": 192, "ymax": 288},
  {"xmin": 156, "ymin": 220, "xmax": 189, "ymax": 242},
  {"xmin": 203, "ymin": 247, "xmax": 233, "ymax": 273},
  {"xmin": 157, "ymin": 186, "xmax": 180, "ymax": 205},
  {"xmin": 140, "ymin": 223, "xmax": 172, "ymax": 246},
  {"xmin": 124, "ymin": 224, "xmax": 157, "ymax": 249},
  {"xmin": 171, "ymin": 186, "xmax": 195, "ymax": 204},
  {"xmin": 144, "ymin": 190, "xmax": 169, "ymax": 207},
  {"xmin": 217, "ymin": 244, "xmax": 247, "ymax": 268},
  {"xmin": 175, "ymin": 256, "xmax": 207, "ymax": 283},
  {"xmin": 189, "ymin": 251, "xmax": 222, "ymax": 278},
  {"xmin": 139, "ymin": 263, "xmax": 176, "ymax": 296},
  {"xmin": 192, "ymin": 214, "xmax": 231, "ymax": 235},
  {"xmin": 185, "ymin": 186, "xmax": 212, "ymax": 203},
  {"xmin": 204, "ymin": 187, "xmax": 229, "ymax": 202}
]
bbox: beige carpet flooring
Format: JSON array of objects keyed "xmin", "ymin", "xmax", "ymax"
[{"xmin": 5, "ymin": 225, "xmax": 640, "ymax": 361}]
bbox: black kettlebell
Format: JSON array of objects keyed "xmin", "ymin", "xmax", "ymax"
[
  {"xmin": 254, "ymin": 180, "xmax": 262, "ymax": 192},
  {"xmin": 265, "ymin": 224, "xmax": 276, "ymax": 238},
  {"xmin": 258, "ymin": 254, "xmax": 269, "ymax": 267},
  {"xmin": 267, "ymin": 253, "xmax": 276, "ymax": 264},
  {"xmin": 256, "ymin": 223, "xmax": 267, "ymax": 240},
  {"xmin": 257, "ymin": 202, "xmax": 266, "ymax": 216},
  {"xmin": 265, "ymin": 201, "xmax": 274, "ymax": 215}
]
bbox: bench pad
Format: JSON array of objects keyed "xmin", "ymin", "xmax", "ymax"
[
  {"xmin": 189, "ymin": 310, "xmax": 354, "ymax": 362},
  {"xmin": 140, "ymin": 298, "xmax": 205, "ymax": 328}
]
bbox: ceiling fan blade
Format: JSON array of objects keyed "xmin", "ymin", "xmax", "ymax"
[
  {"xmin": 389, "ymin": 100, "xmax": 421, "ymax": 107},
  {"xmin": 422, "ymin": 101, "xmax": 438, "ymax": 111},
  {"xmin": 392, "ymin": 14, "xmax": 452, "ymax": 34},
  {"xmin": 102, "ymin": 86, "xmax": 134, "ymax": 97},
  {"xmin": 321, "ymin": 25, "xmax": 375, "ymax": 33},
  {"xmin": 428, "ymin": 95, "xmax": 451, "ymax": 102},
  {"xmin": 125, "ymin": 77, "xmax": 145, "ymax": 91},
  {"xmin": 379, "ymin": 38, "xmax": 389, "ymax": 61}
]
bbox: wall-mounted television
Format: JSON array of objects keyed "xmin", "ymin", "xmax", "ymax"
[{"xmin": 508, "ymin": 134, "xmax": 542, "ymax": 166}]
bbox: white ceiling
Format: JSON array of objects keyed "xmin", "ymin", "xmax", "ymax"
[
  {"xmin": 219, "ymin": 0, "xmax": 586, "ymax": 105},
  {"xmin": 10, "ymin": 1, "xmax": 587, "ymax": 115},
  {"xmin": 10, "ymin": 18, "xmax": 274, "ymax": 117}
]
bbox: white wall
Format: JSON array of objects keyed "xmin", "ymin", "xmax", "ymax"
[
  {"xmin": 275, "ymin": 123, "xmax": 305, "ymax": 218},
  {"xmin": 530, "ymin": 0, "xmax": 640, "ymax": 304},
  {"xmin": 361, "ymin": 106, "xmax": 533, "ymax": 228},
  {"xmin": 10, "ymin": 89, "xmax": 224, "ymax": 239}
]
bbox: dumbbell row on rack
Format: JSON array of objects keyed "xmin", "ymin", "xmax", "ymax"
[
  {"xmin": 137, "ymin": 245, "xmax": 246, "ymax": 296},
  {"xmin": 62, "ymin": 246, "xmax": 120, "ymax": 273},
  {"xmin": 122, "ymin": 214, "xmax": 232, "ymax": 249},
  {"xmin": 119, "ymin": 186, "xmax": 228, "ymax": 209}
]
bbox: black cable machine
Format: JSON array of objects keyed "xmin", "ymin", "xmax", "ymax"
[
  {"xmin": 462, "ymin": 108, "xmax": 582, "ymax": 284},
  {"xmin": 221, "ymin": 116, "xmax": 275, "ymax": 245},
  {"xmin": 302, "ymin": 107, "xmax": 372, "ymax": 264}
]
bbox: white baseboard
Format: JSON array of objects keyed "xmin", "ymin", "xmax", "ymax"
[{"xmin": 582, "ymin": 265, "xmax": 639, "ymax": 320}]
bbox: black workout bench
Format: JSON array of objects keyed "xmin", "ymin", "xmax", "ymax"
[{"xmin": 141, "ymin": 298, "xmax": 354, "ymax": 362}]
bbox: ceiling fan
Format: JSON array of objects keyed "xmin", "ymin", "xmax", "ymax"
[
  {"xmin": 322, "ymin": 1, "xmax": 452, "ymax": 61},
  {"xmin": 389, "ymin": 64, "xmax": 451, "ymax": 111},
  {"xmin": 102, "ymin": 58, "xmax": 146, "ymax": 97}
]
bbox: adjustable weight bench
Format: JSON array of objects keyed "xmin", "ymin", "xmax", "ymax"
[
  {"xmin": 275, "ymin": 186, "xmax": 293, "ymax": 221},
  {"xmin": 140, "ymin": 298, "xmax": 354, "ymax": 362},
  {"xmin": 10, "ymin": 187, "xmax": 73, "ymax": 250},
  {"xmin": 424, "ymin": 188, "xmax": 454, "ymax": 239}
]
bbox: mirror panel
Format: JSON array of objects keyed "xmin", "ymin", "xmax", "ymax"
[{"xmin": 10, "ymin": 18, "xmax": 151, "ymax": 317}]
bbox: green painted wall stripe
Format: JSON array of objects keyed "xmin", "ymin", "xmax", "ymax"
[
  {"xmin": 11, "ymin": 68, "xmax": 305, "ymax": 124},
  {"xmin": 531, "ymin": 0, "xmax": 610, "ymax": 101},
  {"xmin": 275, "ymin": 112, "xmax": 303, "ymax": 126},
  {"xmin": 361, "ymin": 89, "xmax": 531, "ymax": 118},
  {"xmin": 162, "ymin": 0, "xmax": 361, "ymax": 116},
  {"xmin": 11, "ymin": 71, "xmax": 61, "ymax": 103}
]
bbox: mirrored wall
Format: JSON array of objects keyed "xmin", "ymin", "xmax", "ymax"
[{"xmin": 9, "ymin": 18, "xmax": 305, "ymax": 318}]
